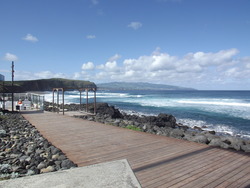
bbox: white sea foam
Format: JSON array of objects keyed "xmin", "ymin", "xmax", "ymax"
[
  {"xmin": 178, "ymin": 100, "xmax": 250, "ymax": 107},
  {"xmin": 119, "ymin": 109, "xmax": 150, "ymax": 117},
  {"xmin": 44, "ymin": 91, "xmax": 141, "ymax": 104},
  {"xmin": 177, "ymin": 118, "xmax": 250, "ymax": 139},
  {"xmin": 120, "ymin": 97, "xmax": 250, "ymax": 120}
]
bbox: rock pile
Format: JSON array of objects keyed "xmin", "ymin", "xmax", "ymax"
[{"xmin": 0, "ymin": 111, "xmax": 77, "ymax": 180}]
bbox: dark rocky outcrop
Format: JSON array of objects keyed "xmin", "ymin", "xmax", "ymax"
[{"xmin": 94, "ymin": 103, "xmax": 123, "ymax": 119}]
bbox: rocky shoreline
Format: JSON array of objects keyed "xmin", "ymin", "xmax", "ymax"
[
  {"xmin": 44, "ymin": 102, "xmax": 250, "ymax": 153},
  {"xmin": 0, "ymin": 111, "xmax": 77, "ymax": 180},
  {"xmin": 1, "ymin": 101, "xmax": 249, "ymax": 180}
]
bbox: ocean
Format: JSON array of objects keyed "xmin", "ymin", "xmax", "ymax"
[{"xmin": 44, "ymin": 90, "xmax": 250, "ymax": 139}]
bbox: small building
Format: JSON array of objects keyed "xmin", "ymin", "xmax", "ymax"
[
  {"xmin": 0, "ymin": 74, "xmax": 4, "ymax": 81},
  {"xmin": 1, "ymin": 92, "xmax": 44, "ymax": 111}
]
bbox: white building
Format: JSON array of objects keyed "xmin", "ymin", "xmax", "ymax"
[{"xmin": 0, "ymin": 74, "xmax": 4, "ymax": 81}]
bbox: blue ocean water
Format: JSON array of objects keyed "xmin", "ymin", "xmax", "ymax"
[{"xmin": 45, "ymin": 90, "xmax": 250, "ymax": 138}]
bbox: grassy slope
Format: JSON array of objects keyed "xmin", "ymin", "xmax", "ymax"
[{"xmin": 0, "ymin": 78, "xmax": 97, "ymax": 92}]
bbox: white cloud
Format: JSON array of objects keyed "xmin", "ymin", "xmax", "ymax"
[
  {"xmin": 183, "ymin": 49, "xmax": 239, "ymax": 67},
  {"xmin": 73, "ymin": 72, "xmax": 82, "ymax": 79},
  {"xmin": 22, "ymin": 34, "xmax": 38, "ymax": 42},
  {"xmin": 91, "ymin": 0, "xmax": 99, "ymax": 5},
  {"xmin": 128, "ymin": 22, "xmax": 142, "ymax": 30},
  {"xmin": 97, "ymin": 61, "xmax": 119, "ymax": 72},
  {"xmin": 4, "ymin": 53, "xmax": 18, "ymax": 61},
  {"xmin": 96, "ymin": 64, "xmax": 105, "ymax": 69},
  {"xmin": 76, "ymin": 48, "xmax": 250, "ymax": 89},
  {"xmin": 82, "ymin": 62, "xmax": 95, "ymax": 70},
  {"xmin": 96, "ymin": 54, "xmax": 121, "ymax": 73},
  {"xmin": 109, "ymin": 54, "xmax": 121, "ymax": 62},
  {"xmin": 86, "ymin": 35, "xmax": 96, "ymax": 39},
  {"xmin": 15, "ymin": 49, "xmax": 246, "ymax": 89},
  {"xmin": 13, "ymin": 70, "xmax": 68, "ymax": 80},
  {"xmin": 105, "ymin": 61, "xmax": 118, "ymax": 71},
  {"xmin": 224, "ymin": 67, "xmax": 239, "ymax": 77},
  {"xmin": 246, "ymin": 63, "xmax": 250, "ymax": 69}
]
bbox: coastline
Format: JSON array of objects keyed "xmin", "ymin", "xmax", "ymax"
[
  {"xmin": 44, "ymin": 89, "xmax": 250, "ymax": 139},
  {"xmin": 1, "ymin": 101, "xmax": 250, "ymax": 180},
  {"xmin": 44, "ymin": 102, "xmax": 250, "ymax": 153}
]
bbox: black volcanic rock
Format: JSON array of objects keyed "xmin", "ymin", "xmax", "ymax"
[
  {"xmin": 95, "ymin": 103, "xmax": 123, "ymax": 119},
  {"xmin": 0, "ymin": 111, "xmax": 77, "ymax": 180},
  {"xmin": 155, "ymin": 113, "xmax": 176, "ymax": 128}
]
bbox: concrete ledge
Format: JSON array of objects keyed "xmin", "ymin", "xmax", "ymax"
[{"xmin": 0, "ymin": 159, "xmax": 141, "ymax": 188}]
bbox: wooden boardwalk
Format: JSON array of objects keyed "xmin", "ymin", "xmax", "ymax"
[{"xmin": 22, "ymin": 111, "xmax": 250, "ymax": 188}]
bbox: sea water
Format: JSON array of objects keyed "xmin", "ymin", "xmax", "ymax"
[{"xmin": 44, "ymin": 90, "xmax": 250, "ymax": 139}]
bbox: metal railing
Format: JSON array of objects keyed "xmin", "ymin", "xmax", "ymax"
[{"xmin": 0, "ymin": 92, "xmax": 45, "ymax": 111}]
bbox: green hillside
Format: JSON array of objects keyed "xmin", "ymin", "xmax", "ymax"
[{"xmin": 0, "ymin": 78, "xmax": 97, "ymax": 93}]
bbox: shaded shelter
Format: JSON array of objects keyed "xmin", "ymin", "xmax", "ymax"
[{"xmin": 52, "ymin": 87, "xmax": 97, "ymax": 115}]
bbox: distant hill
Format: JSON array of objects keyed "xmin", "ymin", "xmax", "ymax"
[
  {"xmin": 1, "ymin": 78, "xmax": 97, "ymax": 92},
  {"xmin": 97, "ymin": 82, "xmax": 195, "ymax": 90}
]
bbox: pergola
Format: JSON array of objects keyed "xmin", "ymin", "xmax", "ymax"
[{"xmin": 52, "ymin": 87, "xmax": 97, "ymax": 115}]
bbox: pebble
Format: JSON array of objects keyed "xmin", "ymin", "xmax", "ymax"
[
  {"xmin": 52, "ymin": 154, "xmax": 60, "ymax": 160},
  {"xmin": 37, "ymin": 162, "xmax": 46, "ymax": 170},
  {"xmin": 0, "ymin": 112, "xmax": 77, "ymax": 180},
  {"xmin": 40, "ymin": 166, "xmax": 55, "ymax": 173},
  {"xmin": 0, "ymin": 130, "xmax": 6, "ymax": 137}
]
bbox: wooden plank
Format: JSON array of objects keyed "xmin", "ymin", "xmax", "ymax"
[
  {"xmin": 168, "ymin": 153, "xmax": 249, "ymax": 188},
  {"xmin": 144, "ymin": 148, "xmax": 238, "ymax": 187},
  {"xmin": 226, "ymin": 170, "xmax": 250, "ymax": 188},
  {"xmin": 211, "ymin": 161, "xmax": 250, "ymax": 188},
  {"xmin": 137, "ymin": 147, "xmax": 224, "ymax": 182}
]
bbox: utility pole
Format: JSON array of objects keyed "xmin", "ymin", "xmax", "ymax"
[
  {"xmin": 11, "ymin": 61, "xmax": 14, "ymax": 112},
  {"xmin": 3, "ymin": 79, "xmax": 5, "ymax": 110},
  {"xmin": 0, "ymin": 74, "xmax": 5, "ymax": 110}
]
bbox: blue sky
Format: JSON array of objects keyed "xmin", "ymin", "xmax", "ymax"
[{"xmin": 1, "ymin": 0, "xmax": 250, "ymax": 90}]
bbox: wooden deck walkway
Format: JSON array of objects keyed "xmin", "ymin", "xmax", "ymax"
[{"xmin": 22, "ymin": 111, "xmax": 250, "ymax": 188}]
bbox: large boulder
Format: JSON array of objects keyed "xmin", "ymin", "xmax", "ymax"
[
  {"xmin": 191, "ymin": 135, "xmax": 209, "ymax": 144},
  {"xmin": 241, "ymin": 144, "xmax": 250, "ymax": 152},
  {"xmin": 208, "ymin": 138, "xmax": 230, "ymax": 149},
  {"xmin": 221, "ymin": 136, "xmax": 243, "ymax": 151},
  {"xmin": 170, "ymin": 129, "xmax": 184, "ymax": 139},
  {"xmin": 139, "ymin": 114, "xmax": 176, "ymax": 128},
  {"xmin": 140, "ymin": 116, "xmax": 157, "ymax": 124},
  {"xmin": 155, "ymin": 113, "xmax": 176, "ymax": 128},
  {"xmin": 96, "ymin": 103, "xmax": 123, "ymax": 119}
]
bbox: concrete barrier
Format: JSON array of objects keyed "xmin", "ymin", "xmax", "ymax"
[{"xmin": 0, "ymin": 159, "xmax": 141, "ymax": 188}]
